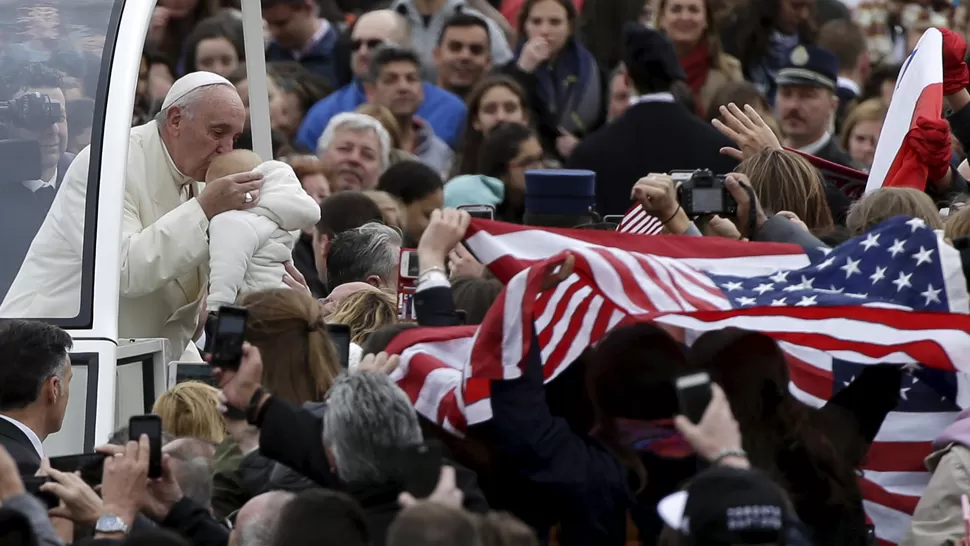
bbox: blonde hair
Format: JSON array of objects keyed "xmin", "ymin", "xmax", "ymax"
[
  {"xmin": 205, "ymin": 149, "xmax": 262, "ymax": 182},
  {"xmin": 328, "ymin": 289, "xmax": 398, "ymax": 345},
  {"xmin": 840, "ymin": 99, "xmax": 887, "ymax": 150},
  {"xmin": 152, "ymin": 382, "xmax": 226, "ymax": 443},
  {"xmin": 735, "ymin": 149, "xmax": 834, "ymax": 232},
  {"xmin": 237, "ymin": 288, "xmax": 342, "ymax": 404},
  {"xmin": 847, "ymin": 187, "xmax": 944, "ymax": 235},
  {"xmin": 356, "ymin": 103, "xmax": 403, "ymax": 149},
  {"xmin": 363, "ymin": 190, "xmax": 406, "ymax": 231},
  {"xmin": 946, "ymin": 205, "xmax": 970, "ymax": 239}
]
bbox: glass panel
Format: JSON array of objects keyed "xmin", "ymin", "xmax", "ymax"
[{"xmin": 0, "ymin": 0, "xmax": 122, "ymax": 327}]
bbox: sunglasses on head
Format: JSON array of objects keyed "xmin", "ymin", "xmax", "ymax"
[{"xmin": 352, "ymin": 38, "xmax": 384, "ymax": 51}]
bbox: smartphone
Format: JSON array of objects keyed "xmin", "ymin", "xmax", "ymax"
[
  {"xmin": 399, "ymin": 249, "xmax": 419, "ymax": 280},
  {"xmin": 402, "ymin": 442, "xmax": 443, "ymax": 499},
  {"xmin": 675, "ymin": 372, "xmax": 713, "ymax": 424},
  {"xmin": 22, "ymin": 476, "xmax": 59, "ymax": 509},
  {"xmin": 458, "ymin": 204, "xmax": 495, "ymax": 220},
  {"xmin": 326, "ymin": 323, "xmax": 352, "ymax": 369},
  {"xmin": 210, "ymin": 305, "xmax": 248, "ymax": 371},
  {"xmin": 129, "ymin": 415, "xmax": 163, "ymax": 479},
  {"xmin": 49, "ymin": 453, "xmax": 107, "ymax": 486}
]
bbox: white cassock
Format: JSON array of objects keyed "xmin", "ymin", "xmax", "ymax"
[{"xmin": 0, "ymin": 120, "xmax": 209, "ymax": 363}]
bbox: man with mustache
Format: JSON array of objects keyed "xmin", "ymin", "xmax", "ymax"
[
  {"xmin": 365, "ymin": 45, "xmax": 454, "ymax": 177},
  {"xmin": 774, "ymin": 44, "xmax": 858, "ymax": 170}
]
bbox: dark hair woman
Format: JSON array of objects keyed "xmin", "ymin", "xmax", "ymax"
[
  {"xmin": 182, "ymin": 13, "xmax": 245, "ymax": 77},
  {"xmin": 503, "ymin": 0, "xmax": 608, "ymax": 162},
  {"xmin": 453, "ymin": 75, "xmax": 531, "ymax": 177}
]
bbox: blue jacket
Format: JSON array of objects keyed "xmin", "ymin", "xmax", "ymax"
[
  {"xmin": 265, "ymin": 25, "xmax": 339, "ymax": 86},
  {"xmin": 295, "ymin": 80, "xmax": 466, "ymax": 152}
]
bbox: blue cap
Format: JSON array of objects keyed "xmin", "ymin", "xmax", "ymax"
[
  {"xmin": 776, "ymin": 45, "xmax": 839, "ymax": 90},
  {"xmin": 525, "ymin": 169, "xmax": 596, "ymax": 215}
]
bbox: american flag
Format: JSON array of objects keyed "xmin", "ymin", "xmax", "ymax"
[{"xmin": 385, "ymin": 216, "xmax": 970, "ymax": 545}]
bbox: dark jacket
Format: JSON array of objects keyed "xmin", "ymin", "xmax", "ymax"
[
  {"xmin": 292, "ymin": 232, "xmax": 326, "ymax": 298},
  {"xmin": 566, "ymin": 100, "xmax": 737, "ymax": 216},
  {"xmin": 264, "ymin": 25, "xmax": 340, "ymax": 87},
  {"xmin": 0, "ymin": 418, "xmax": 41, "ymax": 476}
]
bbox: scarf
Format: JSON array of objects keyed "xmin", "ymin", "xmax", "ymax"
[
  {"xmin": 681, "ymin": 40, "xmax": 710, "ymax": 96},
  {"xmin": 516, "ymin": 37, "xmax": 603, "ymax": 135},
  {"xmin": 615, "ymin": 418, "xmax": 694, "ymax": 459}
]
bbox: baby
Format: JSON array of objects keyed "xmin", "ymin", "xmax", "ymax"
[{"xmin": 206, "ymin": 150, "xmax": 321, "ymax": 311}]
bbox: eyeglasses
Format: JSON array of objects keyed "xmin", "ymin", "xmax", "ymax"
[
  {"xmin": 351, "ymin": 38, "xmax": 384, "ymax": 51},
  {"xmin": 445, "ymin": 41, "xmax": 487, "ymax": 56}
]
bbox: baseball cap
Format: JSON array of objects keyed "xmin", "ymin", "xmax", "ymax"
[
  {"xmin": 658, "ymin": 466, "xmax": 788, "ymax": 545},
  {"xmin": 161, "ymin": 71, "xmax": 234, "ymax": 111}
]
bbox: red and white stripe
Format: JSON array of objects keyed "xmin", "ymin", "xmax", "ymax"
[{"xmin": 617, "ymin": 204, "xmax": 664, "ymax": 235}]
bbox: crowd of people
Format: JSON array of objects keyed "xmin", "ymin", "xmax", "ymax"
[{"xmin": 5, "ymin": 0, "xmax": 970, "ymax": 545}]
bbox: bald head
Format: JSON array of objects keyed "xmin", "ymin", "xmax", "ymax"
[
  {"xmin": 157, "ymin": 82, "xmax": 246, "ymax": 181},
  {"xmin": 206, "ymin": 149, "xmax": 262, "ymax": 182},
  {"xmin": 229, "ymin": 491, "xmax": 295, "ymax": 546},
  {"xmin": 350, "ymin": 10, "xmax": 411, "ymax": 78}
]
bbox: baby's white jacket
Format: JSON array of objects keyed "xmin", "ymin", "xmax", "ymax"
[{"xmin": 206, "ymin": 160, "xmax": 321, "ymax": 311}]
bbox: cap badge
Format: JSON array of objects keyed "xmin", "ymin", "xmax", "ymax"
[{"xmin": 790, "ymin": 46, "xmax": 809, "ymax": 66}]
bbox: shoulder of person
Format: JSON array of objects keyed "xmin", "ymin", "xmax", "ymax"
[{"xmin": 716, "ymin": 53, "xmax": 744, "ymax": 80}]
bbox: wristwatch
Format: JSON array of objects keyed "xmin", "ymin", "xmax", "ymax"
[{"xmin": 95, "ymin": 514, "xmax": 129, "ymax": 534}]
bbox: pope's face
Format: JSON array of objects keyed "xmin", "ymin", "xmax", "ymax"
[{"xmin": 166, "ymin": 85, "xmax": 246, "ymax": 181}]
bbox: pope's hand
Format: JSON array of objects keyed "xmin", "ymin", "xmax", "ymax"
[{"xmin": 198, "ymin": 172, "xmax": 264, "ymax": 219}]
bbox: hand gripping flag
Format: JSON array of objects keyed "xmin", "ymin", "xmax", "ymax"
[{"xmin": 386, "ymin": 217, "xmax": 970, "ymax": 545}]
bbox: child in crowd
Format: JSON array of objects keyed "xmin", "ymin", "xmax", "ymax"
[{"xmin": 206, "ymin": 149, "xmax": 321, "ymax": 312}]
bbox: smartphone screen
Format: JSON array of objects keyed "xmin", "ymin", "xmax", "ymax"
[
  {"xmin": 49, "ymin": 453, "xmax": 107, "ymax": 486},
  {"xmin": 675, "ymin": 372, "xmax": 713, "ymax": 424},
  {"xmin": 402, "ymin": 442, "xmax": 443, "ymax": 499},
  {"xmin": 458, "ymin": 204, "xmax": 495, "ymax": 220},
  {"xmin": 211, "ymin": 305, "xmax": 247, "ymax": 371},
  {"xmin": 326, "ymin": 323, "xmax": 352, "ymax": 369},
  {"xmin": 129, "ymin": 415, "xmax": 163, "ymax": 479}
]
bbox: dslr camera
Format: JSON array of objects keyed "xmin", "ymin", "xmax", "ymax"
[
  {"xmin": 673, "ymin": 169, "xmax": 737, "ymax": 216},
  {"xmin": 0, "ymin": 92, "xmax": 63, "ymax": 131}
]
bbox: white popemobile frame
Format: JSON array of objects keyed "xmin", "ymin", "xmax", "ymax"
[{"xmin": 47, "ymin": 0, "xmax": 273, "ymax": 455}]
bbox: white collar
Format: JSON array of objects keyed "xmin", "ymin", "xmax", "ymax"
[
  {"xmin": 22, "ymin": 168, "xmax": 57, "ymax": 193},
  {"xmin": 837, "ymin": 76, "xmax": 861, "ymax": 96},
  {"xmin": 628, "ymin": 92, "xmax": 675, "ymax": 106},
  {"xmin": 796, "ymin": 132, "xmax": 832, "ymax": 156},
  {"xmin": 0, "ymin": 414, "xmax": 44, "ymax": 459}
]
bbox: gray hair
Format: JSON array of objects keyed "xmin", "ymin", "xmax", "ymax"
[
  {"xmin": 326, "ymin": 222, "xmax": 402, "ymax": 290},
  {"xmin": 238, "ymin": 492, "xmax": 295, "ymax": 546},
  {"xmin": 316, "ymin": 112, "xmax": 392, "ymax": 172},
  {"xmin": 322, "ymin": 372, "xmax": 422, "ymax": 484},
  {"xmin": 172, "ymin": 456, "xmax": 213, "ymax": 508},
  {"xmin": 153, "ymin": 83, "xmax": 232, "ymax": 124}
]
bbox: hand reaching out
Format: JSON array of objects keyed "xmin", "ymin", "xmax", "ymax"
[
  {"xmin": 712, "ymin": 103, "xmax": 782, "ymax": 161},
  {"xmin": 398, "ymin": 466, "xmax": 464, "ymax": 509},
  {"xmin": 418, "ymin": 209, "xmax": 471, "ymax": 271},
  {"xmin": 356, "ymin": 352, "xmax": 401, "ymax": 375},
  {"xmin": 674, "ymin": 384, "xmax": 746, "ymax": 467}
]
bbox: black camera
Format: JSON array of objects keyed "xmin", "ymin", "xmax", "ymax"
[
  {"xmin": 0, "ymin": 92, "xmax": 63, "ymax": 131},
  {"xmin": 674, "ymin": 169, "xmax": 737, "ymax": 216}
]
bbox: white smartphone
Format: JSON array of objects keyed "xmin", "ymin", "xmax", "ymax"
[
  {"xmin": 458, "ymin": 204, "xmax": 496, "ymax": 220},
  {"xmin": 399, "ymin": 249, "xmax": 419, "ymax": 279}
]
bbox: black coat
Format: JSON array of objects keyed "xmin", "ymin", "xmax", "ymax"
[
  {"xmin": 0, "ymin": 418, "xmax": 41, "ymax": 476},
  {"xmin": 566, "ymin": 101, "xmax": 738, "ymax": 216}
]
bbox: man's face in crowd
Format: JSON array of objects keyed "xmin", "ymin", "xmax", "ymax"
[
  {"xmin": 434, "ymin": 24, "xmax": 491, "ymax": 93},
  {"xmin": 324, "ymin": 127, "xmax": 382, "ymax": 191},
  {"xmin": 777, "ymin": 0, "xmax": 814, "ymax": 35},
  {"xmin": 7, "ymin": 86, "xmax": 68, "ymax": 176},
  {"xmin": 775, "ymin": 84, "xmax": 836, "ymax": 144},
  {"xmin": 607, "ymin": 70, "xmax": 631, "ymax": 122},
  {"xmin": 370, "ymin": 61, "xmax": 423, "ymax": 120},
  {"xmin": 47, "ymin": 358, "xmax": 72, "ymax": 434},
  {"xmin": 263, "ymin": 0, "xmax": 314, "ymax": 50},
  {"xmin": 166, "ymin": 85, "xmax": 246, "ymax": 181},
  {"xmin": 350, "ymin": 14, "xmax": 402, "ymax": 79}
]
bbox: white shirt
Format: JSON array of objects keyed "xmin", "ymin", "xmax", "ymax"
[
  {"xmin": 629, "ymin": 92, "xmax": 676, "ymax": 106},
  {"xmin": 837, "ymin": 76, "xmax": 861, "ymax": 97},
  {"xmin": 22, "ymin": 168, "xmax": 57, "ymax": 193},
  {"xmin": 797, "ymin": 132, "xmax": 832, "ymax": 156},
  {"xmin": 0, "ymin": 414, "xmax": 44, "ymax": 459}
]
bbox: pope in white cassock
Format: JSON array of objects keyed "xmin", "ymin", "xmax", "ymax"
[{"xmin": 0, "ymin": 72, "xmax": 263, "ymax": 362}]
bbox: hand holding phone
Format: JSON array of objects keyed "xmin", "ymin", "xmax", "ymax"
[
  {"xmin": 675, "ymin": 372, "xmax": 713, "ymax": 424},
  {"xmin": 326, "ymin": 323, "xmax": 352, "ymax": 369},
  {"xmin": 129, "ymin": 415, "xmax": 163, "ymax": 479},
  {"xmin": 22, "ymin": 476, "xmax": 59, "ymax": 509},
  {"xmin": 210, "ymin": 305, "xmax": 248, "ymax": 371},
  {"xmin": 49, "ymin": 453, "xmax": 107, "ymax": 486},
  {"xmin": 402, "ymin": 442, "xmax": 443, "ymax": 499}
]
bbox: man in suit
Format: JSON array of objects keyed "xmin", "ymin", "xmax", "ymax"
[
  {"xmin": 567, "ymin": 23, "xmax": 736, "ymax": 217},
  {"xmin": 1, "ymin": 72, "xmax": 262, "ymax": 363},
  {"xmin": 0, "ymin": 320, "xmax": 72, "ymax": 475},
  {"xmin": 0, "ymin": 62, "xmax": 76, "ymax": 299},
  {"xmin": 775, "ymin": 44, "xmax": 858, "ymax": 170},
  {"xmin": 817, "ymin": 19, "xmax": 870, "ymax": 133}
]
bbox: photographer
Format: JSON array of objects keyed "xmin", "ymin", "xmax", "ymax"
[{"xmin": 0, "ymin": 62, "xmax": 73, "ymax": 299}]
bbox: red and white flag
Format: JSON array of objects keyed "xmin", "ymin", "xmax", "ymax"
[
  {"xmin": 386, "ymin": 218, "xmax": 970, "ymax": 545},
  {"xmin": 865, "ymin": 28, "xmax": 945, "ymax": 193}
]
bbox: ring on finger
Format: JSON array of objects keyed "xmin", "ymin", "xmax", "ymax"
[{"xmin": 244, "ymin": 191, "xmax": 254, "ymax": 203}]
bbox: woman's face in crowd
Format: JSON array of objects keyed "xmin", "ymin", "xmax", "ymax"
[
  {"xmin": 195, "ymin": 37, "xmax": 239, "ymax": 77},
  {"xmin": 847, "ymin": 120, "xmax": 881, "ymax": 169},
  {"xmin": 777, "ymin": 0, "xmax": 813, "ymax": 35},
  {"xmin": 474, "ymin": 85, "xmax": 526, "ymax": 133},
  {"xmin": 405, "ymin": 189, "xmax": 444, "ymax": 243},
  {"xmin": 661, "ymin": 0, "xmax": 707, "ymax": 46},
  {"xmin": 507, "ymin": 137, "xmax": 544, "ymax": 195},
  {"xmin": 524, "ymin": 0, "xmax": 571, "ymax": 56}
]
